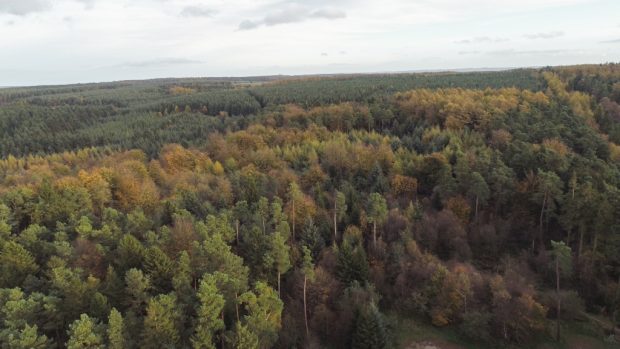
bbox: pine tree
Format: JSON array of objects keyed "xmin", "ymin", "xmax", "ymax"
[
  {"xmin": 141, "ymin": 294, "xmax": 181, "ymax": 349},
  {"xmin": 264, "ymin": 231, "xmax": 291, "ymax": 296},
  {"xmin": 233, "ymin": 322, "xmax": 259, "ymax": 349},
  {"xmin": 239, "ymin": 281, "xmax": 283, "ymax": 348},
  {"xmin": 5, "ymin": 324, "xmax": 52, "ymax": 349},
  {"xmin": 367, "ymin": 193, "xmax": 388, "ymax": 247},
  {"xmin": 106, "ymin": 308, "xmax": 125, "ymax": 349},
  {"xmin": 351, "ymin": 304, "xmax": 389, "ymax": 349},
  {"xmin": 191, "ymin": 274, "xmax": 225, "ymax": 349},
  {"xmin": 66, "ymin": 314, "xmax": 105, "ymax": 349},
  {"xmin": 301, "ymin": 246, "xmax": 315, "ymax": 338}
]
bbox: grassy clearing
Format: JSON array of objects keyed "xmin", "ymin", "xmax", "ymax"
[{"xmin": 391, "ymin": 314, "xmax": 618, "ymax": 349}]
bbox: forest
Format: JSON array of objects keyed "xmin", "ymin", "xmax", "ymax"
[{"xmin": 0, "ymin": 64, "xmax": 619, "ymax": 348}]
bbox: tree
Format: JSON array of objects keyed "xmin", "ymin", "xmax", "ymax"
[
  {"xmin": 333, "ymin": 190, "xmax": 347, "ymax": 244},
  {"xmin": 467, "ymin": 172, "xmax": 490, "ymax": 221},
  {"xmin": 550, "ymin": 240, "xmax": 572, "ymax": 341},
  {"xmin": 66, "ymin": 314, "xmax": 105, "ymax": 349},
  {"xmin": 287, "ymin": 182, "xmax": 303, "ymax": 240},
  {"xmin": 107, "ymin": 308, "xmax": 126, "ymax": 349},
  {"xmin": 264, "ymin": 231, "xmax": 291, "ymax": 296},
  {"xmin": 351, "ymin": 303, "xmax": 389, "ymax": 349},
  {"xmin": 5, "ymin": 324, "xmax": 52, "ymax": 349},
  {"xmin": 141, "ymin": 294, "xmax": 181, "ymax": 349},
  {"xmin": 191, "ymin": 274, "xmax": 225, "ymax": 349},
  {"xmin": 124, "ymin": 268, "xmax": 150, "ymax": 313},
  {"xmin": 233, "ymin": 322, "xmax": 259, "ymax": 349},
  {"xmin": 239, "ymin": 281, "xmax": 283, "ymax": 348},
  {"xmin": 0, "ymin": 241, "xmax": 38, "ymax": 288},
  {"xmin": 367, "ymin": 193, "xmax": 388, "ymax": 247},
  {"xmin": 257, "ymin": 197, "xmax": 269, "ymax": 234},
  {"xmin": 301, "ymin": 246, "xmax": 315, "ymax": 338},
  {"xmin": 531, "ymin": 170, "xmax": 563, "ymax": 250}
]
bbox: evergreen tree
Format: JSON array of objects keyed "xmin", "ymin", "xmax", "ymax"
[
  {"xmin": 263, "ymin": 231, "xmax": 291, "ymax": 296},
  {"xmin": 191, "ymin": 274, "xmax": 225, "ymax": 349},
  {"xmin": 66, "ymin": 314, "xmax": 105, "ymax": 349},
  {"xmin": 141, "ymin": 294, "xmax": 181, "ymax": 349},
  {"xmin": 233, "ymin": 322, "xmax": 260, "ymax": 349},
  {"xmin": 352, "ymin": 304, "xmax": 389, "ymax": 349},
  {"xmin": 107, "ymin": 308, "xmax": 126, "ymax": 349}
]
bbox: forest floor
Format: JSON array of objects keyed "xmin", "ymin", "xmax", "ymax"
[{"xmin": 393, "ymin": 315, "xmax": 618, "ymax": 349}]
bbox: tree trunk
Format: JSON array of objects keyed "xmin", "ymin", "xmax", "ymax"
[
  {"xmin": 475, "ymin": 195, "xmax": 479, "ymax": 222},
  {"xmin": 235, "ymin": 292, "xmax": 240, "ymax": 322},
  {"xmin": 556, "ymin": 255, "xmax": 561, "ymax": 341},
  {"xmin": 373, "ymin": 221, "xmax": 377, "ymax": 247},
  {"xmin": 537, "ymin": 193, "xmax": 547, "ymax": 250},
  {"xmin": 292, "ymin": 200, "xmax": 296, "ymax": 241},
  {"xmin": 304, "ymin": 275, "xmax": 309, "ymax": 338},
  {"xmin": 277, "ymin": 271, "xmax": 281, "ymax": 297},
  {"xmin": 333, "ymin": 198, "xmax": 338, "ymax": 245},
  {"xmin": 221, "ymin": 312, "xmax": 226, "ymax": 348},
  {"xmin": 578, "ymin": 223, "xmax": 585, "ymax": 259},
  {"xmin": 590, "ymin": 233, "xmax": 598, "ymax": 270},
  {"xmin": 236, "ymin": 219, "xmax": 240, "ymax": 245}
]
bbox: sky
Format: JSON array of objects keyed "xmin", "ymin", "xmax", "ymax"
[{"xmin": 0, "ymin": 0, "xmax": 619, "ymax": 86}]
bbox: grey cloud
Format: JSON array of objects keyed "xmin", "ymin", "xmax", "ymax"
[
  {"xmin": 120, "ymin": 58, "xmax": 203, "ymax": 68},
  {"xmin": 239, "ymin": 7, "xmax": 345, "ymax": 30},
  {"xmin": 524, "ymin": 31, "xmax": 564, "ymax": 39},
  {"xmin": 321, "ymin": 52, "xmax": 328, "ymax": 56},
  {"xmin": 0, "ymin": 0, "xmax": 51, "ymax": 16},
  {"xmin": 454, "ymin": 36, "xmax": 509, "ymax": 44},
  {"xmin": 263, "ymin": 8, "xmax": 306, "ymax": 26},
  {"xmin": 180, "ymin": 6, "xmax": 217, "ymax": 18},
  {"xmin": 600, "ymin": 38, "xmax": 620, "ymax": 43},
  {"xmin": 310, "ymin": 9, "xmax": 346, "ymax": 19},
  {"xmin": 239, "ymin": 20, "xmax": 260, "ymax": 30}
]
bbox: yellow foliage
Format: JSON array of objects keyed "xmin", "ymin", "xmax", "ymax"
[{"xmin": 168, "ymin": 85, "xmax": 195, "ymax": 95}]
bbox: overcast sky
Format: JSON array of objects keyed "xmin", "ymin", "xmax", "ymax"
[{"xmin": 1, "ymin": 0, "xmax": 619, "ymax": 86}]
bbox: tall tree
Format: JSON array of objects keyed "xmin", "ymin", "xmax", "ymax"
[
  {"xmin": 191, "ymin": 274, "xmax": 225, "ymax": 349},
  {"xmin": 66, "ymin": 314, "xmax": 105, "ymax": 349},
  {"xmin": 239, "ymin": 282, "xmax": 283, "ymax": 349},
  {"xmin": 301, "ymin": 246, "xmax": 315, "ymax": 338},
  {"xmin": 550, "ymin": 240, "xmax": 572, "ymax": 341},
  {"xmin": 366, "ymin": 193, "xmax": 388, "ymax": 247},
  {"xmin": 141, "ymin": 294, "xmax": 181, "ymax": 349},
  {"xmin": 287, "ymin": 182, "xmax": 303, "ymax": 241},
  {"xmin": 333, "ymin": 190, "xmax": 347, "ymax": 244},
  {"xmin": 264, "ymin": 231, "xmax": 291, "ymax": 296},
  {"xmin": 107, "ymin": 308, "xmax": 126, "ymax": 349}
]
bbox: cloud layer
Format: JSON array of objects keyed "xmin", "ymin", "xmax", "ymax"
[
  {"xmin": 0, "ymin": 0, "xmax": 618, "ymax": 86},
  {"xmin": 239, "ymin": 5, "xmax": 346, "ymax": 30}
]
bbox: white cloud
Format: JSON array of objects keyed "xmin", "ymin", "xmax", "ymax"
[
  {"xmin": 0, "ymin": 0, "xmax": 618, "ymax": 86},
  {"xmin": 524, "ymin": 31, "xmax": 565, "ymax": 39},
  {"xmin": 180, "ymin": 6, "xmax": 217, "ymax": 18},
  {"xmin": 455, "ymin": 37, "xmax": 509, "ymax": 44}
]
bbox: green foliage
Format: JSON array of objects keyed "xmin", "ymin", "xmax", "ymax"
[
  {"xmin": 191, "ymin": 274, "xmax": 225, "ymax": 349},
  {"xmin": 0, "ymin": 241, "xmax": 38, "ymax": 288},
  {"xmin": 352, "ymin": 304, "xmax": 390, "ymax": 349},
  {"xmin": 66, "ymin": 314, "xmax": 105, "ymax": 349},
  {"xmin": 107, "ymin": 308, "xmax": 126, "ymax": 349},
  {"xmin": 239, "ymin": 282, "xmax": 283, "ymax": 348},
  {"xmin": 0, "ymin": 65, "xmax": 619, "ymax": 348},
  {"xmin": 141, "ymin": 293, "xmax": 181, "ymax": 349}
]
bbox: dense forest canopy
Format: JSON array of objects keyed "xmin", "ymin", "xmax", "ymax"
[{"xmin": 0, "ymin": 64, "xmax": 620, "ymax": 348}]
